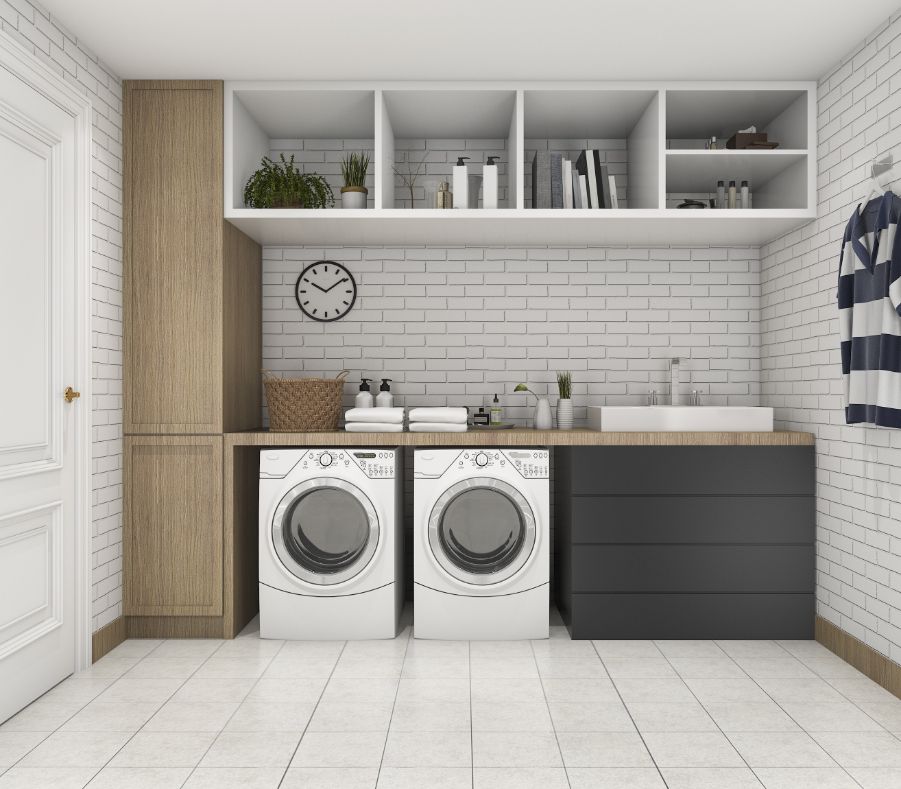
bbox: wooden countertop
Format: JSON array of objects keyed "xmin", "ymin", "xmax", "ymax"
[{"xmin": 225, "ymin": 428, "xmax": 814, "ymax": 447}]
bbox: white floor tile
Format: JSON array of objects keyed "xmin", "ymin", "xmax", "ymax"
[
  {"xmin": 74, "ymin": 657, "xmax": 140, "ymax": 679},
  {"xmin": 470, "ymin": 677, "xmax": 546, "ymax": 704},
  {"xmin": 683, "ymin": 678, "xmax": 772, "ymax": 705},
  {"xmin": 143, "ymin": 701, "xmax": 239, "ymax": 732},
  {"xmin": 592, "ymin": 641, "xmax": 663, "ymax": 659},
  {"xmin": 626, "ymin": 702, "xmax": 718, "ymax": 733},
  {"xmin": 308, "ymin": 702, "xmax": 393, "ymax": 732},
  {"xmin": 801, "ymin": 657, "xmax": 868, "ymax": 679},
  {"xmin": 668, "ymin": 658, "xmax": 747, "ymax": 679},
  {"xmin": 716, "ymin": 641, "xmax": 788, "ymax": 659},
  {"xmin": 96, "ymin": 678, "xmax": 183, "ymax": 704},
  {"xmin": 331, "ymin": 659, "xmax": 404, "ymax": 680},
  {"xmin": 810, "ymin": 731, "xmax": 901, "ymax": 767},
  {"xmin": 181, "ymin": 767, "xmax": 284, "ymax": 788},
  {"xmin": 472, "ymin": 732, "xmax": 561, "ymax": 768},
  {"xmin": 826, "ymin": 677, "xmax": 898, "ymax": 703},
  {"xmin": 40, "ymin": 678, "xmax": 117, "ymax": 706},
  {"xmin": 654, "ymin": 641, "xmax": 725, "ymax": 659},
  {"xmin": 394, "ymin": 678, "xmax": 466, "ymax": 705},
  {"xmin": 376, "ymin": 767, "xmax": 470, "ymax": 788},
  {"xmin": 727, "ymin": 732, "xmax": 836, "ymax": 767},
  {"xmin": 547, "ymin": 701, "xmax": 636, "ymax": 732},
  {"xmin": 660, "ymin": 767, "xmax": 763, "ymax": 788},
  {"xmin": 281, "ymin": 767, "xmax": 378, "ymax": 788},
  {"xmin": 211, "ymin": 639, "xmax": 284, "ymax": 659},
  {"xmin": 383, "ymin": 730, "xmax": 472, "ymax": 767},
  {"xmin": 0, "ymin": 732, "xmax": 48, "ymax": 768},
  {"xmin": 535, "ymin": 657, "xmax": 607, "ymax": 679},
  {"xmin": 857, "ymin": 702, "xmax": 901, "ymax": 730},
  {"xmin": 171, "ymin": 677, "xmax": 257, "ymax": 703},
  {"xmin": 780, "ymin": 701, "xmax": 884, "ymax": 731},
  {"xmin": 291, "ymin": 731, "xmax": 387, "ymax": 768},
  {"xmin": 199, "ymin": 731, "xmax": 300, "ymax": 767},
  {"xmin": 193, "ymin": 658, "xmax": 272, "ymax": 680},
  {"xmin": 539, "ymin": 677, "xmax": 620, "ymax": 703},
  {"xmin": 150, "ymin": 640, "xmax": 224, "ymax": 659},
  {"xmin": 85, "ymin": 766, "xmax": 191, "ymax": 788},
  {"xmin": 471, "ymin": 701, "xmax": 553, "ymax": 732},
  {"xmin": 602, "ymin": 658, "xmax": 678, "ymax": 679},
  {"xmin": 400, "ymin": 657, "xmax": 469, "ymax": 679},
  {"xmin": 262, "ymin": 657, "xmax": 337, "ymax": 680},
  {"xmin": 245, "ymin": 677, "xmax": 327, "ymax": 703},
  {"xmin": 0, "ymin": 767, "xmax": 98, "ymax": 788},
  {"xmin": 469, "ymin": 641, "xmax": 533, "ymax": 659},
  {"xmin": 754, "ymin": 677, "xmax": 846, "ymax": 704},
  {"xmin": 60, "ymin": 702, "xmax": 160, "ymax": 733},
  {"xmin": 614, "ymin": 678, "xmax": 696, "ymax": 704},
  {"xmin": 702, "ymin": 702, "xmax": 800, "ymax": 732},
  {"xmin": 776, "ymin": 641, "xmax": 834, "ymax": 660},
  {"xmin": 0, "ymin": 702, "xmax": 83, "ymax": 733},
  {"xmin": 17, "ymin": 731, "xmax": 130, "ymax": 767},
  {"xmin": 752, "ymin": 767, "xmax": 859, "ymax": 788},
  {"xmin": 473, "ymin": 766, "xmax": 568, "ymax": 788},
  {"xmin": 530, "ymin": 639, "xmax": 596, "ymax": 658},
  {"xmin": 642, "ymin": 732, "xmax": 744, "ymax": 768},
  {"xmin": 734, "ymin": 658, "xmax": 815, "ymax": 679},
  {"xmin": 566, "ymin": 767, "xmax": 667, "ymax": 788},
  {"xmin": 103, "ymin": 640, "xmax": 163, "ymax": 660},
  {"xmin": 557, "ymin": 732, "xmax": 653, "ymax": 768},
  {"xmin": 109, "ymin": 731, "xmax": 216, "ymax": 768},
  {"xmin": 848, "ymin": 767, "xmax": 901, "ymax": 788},
  {"xmin": 324, "ymin": 678, "xmax": 401, "ymax": 705},
  {"xmin": 470, "ymin": 657, "xmax": 538, "ymax": 680},
  {"xmin": 224, "ymin": 701, "xmax": 315, "ymax": 732},
  {"xmin": 389, "ymin": 702, "xmax": 471, "ymax": 732},
  {"xmin": 124, "ymin": 658, "xmax": 207, "ymax": 679}
]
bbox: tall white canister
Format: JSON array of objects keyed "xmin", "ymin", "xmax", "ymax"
[
  {"xmin": 452, "ymin": 156, "xmax": 470, "ymax": 209},
  {"xmin": 483, "ymin": 155, "xmax": 500, "ymax": 209}
]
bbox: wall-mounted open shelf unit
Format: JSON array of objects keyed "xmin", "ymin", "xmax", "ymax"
[{"xmin": 225, "ymin": 81, "xmax": 816, "ymax": 246}]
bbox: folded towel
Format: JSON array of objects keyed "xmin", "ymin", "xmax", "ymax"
[
  {"xmin": 408, "ymin": 407, "xmax": 469, "ymax": 424},
  {"xmin": 344, "ymin": 407, "xmax": 405, "ymax": 424},
  {"xmin": 409, "ymin": 422, "xmax": 468, "ymax": 433},
  {"xmin": 344, "ymin": 422, "xmax": 404, "ymax": 433}
]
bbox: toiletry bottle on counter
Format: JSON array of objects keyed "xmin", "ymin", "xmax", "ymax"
[
  {"xmin": 355, "ymin": 378, "xmax": 373, "ymax": 408},
  {"xmin": 473, "ymin": 407, "xmax": 490, "ymax": 427},
  {"xmin": 483, "ymin": 156, "xmax": 500, "ymax": 209},
  {"xmin": 375, "ymin": 378, "xmax": 393, "ymax": 407},
  {"xmin": 490, "ymin": 393, "xmax": 503, "ymax": 425},
  {"xmin": 740, "ymin": 180, "xmax": 750, "ymax": 209},
  {"xmin": 728, "ymin": 180, "xmax": 737, "ymax": 209},
  {"xmin": 453, "ymin": 156, "xmax": 470, "ymax": 210},
  {"xmin": 436, "ymin": 180, "xmax": 452, "ymax": 208},
  {"xmin": 716, "ymin": 180, "xmax": 725, "ymax": 209}
]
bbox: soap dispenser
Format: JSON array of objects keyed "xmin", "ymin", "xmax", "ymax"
[
  {"xmin": 355, "ymin": 378, "xmax": 374, "ymax": 408},
  {"xmin": 483, "ymin": 156, "xmax": 500, "ymax": 209},
  {"xmin": 453, "ymin": 156, "xmax": 470, "ymax": 210},
  {"xmin": 375, "ymin": 378, "xmax": 393, "ymax": 408},
  {"xmin": 490, "ymin": 393, "xmax": 503, "ymax": 424}
]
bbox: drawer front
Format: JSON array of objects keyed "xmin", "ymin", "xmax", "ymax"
[
  {"xmin": 569, "ymin": 593, "xmax": 815, "ymax": 640},
  {"xmin": 567, "ymin": 447, "xmax": 814, "ymax": 496},
  {"xmin": 571, "ymin": 545, "xmax": 814, "ymax": 593},
  {"xmin": 571, "ymin": 496, "xmax": 814, "ymax": 544}
]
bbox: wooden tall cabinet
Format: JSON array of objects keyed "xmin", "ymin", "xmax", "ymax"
[{"xmin": 123, "ymin": 81, "xmax": 261, "ymax": 638}]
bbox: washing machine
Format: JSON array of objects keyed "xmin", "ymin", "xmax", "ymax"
[
  {"xmin": 259, "ymin": 448, "xmax": 402, "ymax": 640},
  {"xmin": 413, "ymin": 448, "xmax": 549, "ymax": 640}
]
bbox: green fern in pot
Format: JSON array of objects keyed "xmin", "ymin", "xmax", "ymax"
[
  {"xmin": 243, "ymin": 153, "xmax": 334, "ymax": 209},
  {"xmin": 339, "ymin": 151, "xmax": 370, "ymax": 209}
]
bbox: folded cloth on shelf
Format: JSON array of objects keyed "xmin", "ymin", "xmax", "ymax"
[
  {"xmin": 409, "ymin": 422, "xmax": 468, "ymax": 433},
  {"xmin": 344, "ymin": 407, "xmax": 405, "ymax": 424},
  {"xmin": 408, "ymin": 407, "xmax": 469, "ymax": 424},
  {"xmin": 344, "ymin": 422, "xmax": 404, "ymax": 433}
]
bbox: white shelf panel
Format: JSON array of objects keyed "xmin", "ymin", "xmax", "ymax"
[
  {"xmin": 225, "ymin": 208, "xmax": 816, "ymax": 247},
  {"xmin": 665, "ymin": 150, "xmax": 808, "ymax": 193}
]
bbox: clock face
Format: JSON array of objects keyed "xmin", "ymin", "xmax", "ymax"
[{"xmin": 294, "ymin": 261, "xmax": 357, "ymax": 322}]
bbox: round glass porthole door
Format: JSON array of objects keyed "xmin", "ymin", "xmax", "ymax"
[
  {"xmin": 272, "ymin": 478, "xmax": 379, "ymax": 585},
  {"xmin": 428, "ymin": 478, "xmax": 536, "ymax": 586}
]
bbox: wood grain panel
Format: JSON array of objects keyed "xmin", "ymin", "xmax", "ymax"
[
  {"xmin": 124, "ymin": 435, "xmax": 223, "ymax": 616},
  {"xmin": 123, "ymin": 81, "xmax": 224, "ymax": 433},
  {"xmin": 223, "ymin": 445, "xmax": 259, "ymax": 638},
  {"xmin": 222, "ymin": 221, "xmax": 262, "ymax": 433},
  {"xmin": 92, "ymin": 616, "xmax": 126, "ymax": 662},
  {"xmin": 225, "ymin": 429, "xmax": 815, "ymax": 448},
  {"xmin": 127, "ymin": 616, "xmax": 227, "ymax": 639},
  {"xmin": 816, "ymin": 615, "xmax": 901, "ymax": 699}
]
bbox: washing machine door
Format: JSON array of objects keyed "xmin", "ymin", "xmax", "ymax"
[
  {"xmin": 428, "ymin": 477, "xmax": 536, "ymax": 586},
  {"xmin": 271, "ymin": 478, "xmax": 379, "ymax": 586}
]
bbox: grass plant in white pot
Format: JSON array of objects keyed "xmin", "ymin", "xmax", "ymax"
[
  {"xmin": 340, "ymin": 151, "xmax": 369, "ymax": 209},
  {"xmin": 556, "ymin": 371, "xmax": 573, "ymax": 430}
]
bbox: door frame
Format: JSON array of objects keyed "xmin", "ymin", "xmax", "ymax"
[{"xmin": 0, "ymin": 30, "xmax": 93, "ymax": 670}]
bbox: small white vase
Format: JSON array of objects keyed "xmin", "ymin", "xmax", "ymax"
[
  {"xmin": 534, "ymin": 398, "xmax": 553, "ymax": 430},
  {"xmin": 557, "ymin": 398, "xmax": 573, "ymax": 430},
  {"xmin": 340, "ymin": 187, "xmax": 368, "ymax": 209}
]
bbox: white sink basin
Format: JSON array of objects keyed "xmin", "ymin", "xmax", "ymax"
[{"xmin": 588, "ymin": 406, "xmax": 774, "ymax": 432}]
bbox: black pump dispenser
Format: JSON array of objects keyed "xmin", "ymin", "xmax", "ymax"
[
  {"xmin": 359, "ymin": 377, "xmax": 372, "ymax": 392},
  {"xmin": 455, "ymin": 156, "xmax": 470, "ymax": 166},
  {"xmin": 379, "ymin": 378, "xmax": 392, "ymax": 392},
  {"xmin": 486, "ymin": 156, "xmax": 501, "ymax": 165}
]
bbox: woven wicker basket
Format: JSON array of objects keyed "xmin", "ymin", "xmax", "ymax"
[{"xmin": 263, "ymin": 370, "xmax": 349, "ymax": 432}]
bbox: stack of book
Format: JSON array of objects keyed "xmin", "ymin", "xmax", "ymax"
[{"xmin": 531, "ymin": 150, "xmax": 619, "ymax": 209}]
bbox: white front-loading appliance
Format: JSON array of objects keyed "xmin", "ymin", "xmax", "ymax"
[
  {"xmin": 258, "ymin": 448, "xmax": 402, "ymax": 640},
  {"xmin": 413, "ymin": 448, "xmax": 549, "ymax": 640}
]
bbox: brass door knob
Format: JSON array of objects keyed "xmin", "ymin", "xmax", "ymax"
[{"xmin": 64, "ymin": 386, "xmax": 81, "ymax": 403}]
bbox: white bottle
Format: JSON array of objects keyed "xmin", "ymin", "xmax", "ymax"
[
  {"xmin": 483, "ymin": 156, "xmax": 500, "ymax": 209},
  {"xmin": 375, "ymin": 378, "xmax": 393, "ymax": 408},
  {"xmin": 452, "ymin": 156, "xmax": 470, "ymax": 210},
  {"xmin": 355, "ymin": 378, "xmax": 374, "ymax": 408},
  {"xmin": 740, "ymin": 180, "xmax": 750, "ymax": 209}
]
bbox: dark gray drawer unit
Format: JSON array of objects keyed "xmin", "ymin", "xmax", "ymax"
[{"xmin": 555, "ymin": 446, "xmax": 815, "ymax": 639}]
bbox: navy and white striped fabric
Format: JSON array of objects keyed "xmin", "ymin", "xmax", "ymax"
[{"xmin": 839, "ymin": 191, "xmax": 901, "ymax": 427}]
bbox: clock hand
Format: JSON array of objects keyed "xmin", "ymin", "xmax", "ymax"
[
  {"xmin": 322, "ymin": 277, "xmax": 349, "ymax": 293},
  {"xmin": 311, "ymin": 282, "xmax": 328, "ymax": 293}
]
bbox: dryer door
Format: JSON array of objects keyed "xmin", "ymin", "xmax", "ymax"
[
  {"xmin": 271, "ymin": 478, "xmax": 379, "ymax": 585},
  {"xmin": 428, "ymin": 478, "xmax": 536, "ymax": 586}
]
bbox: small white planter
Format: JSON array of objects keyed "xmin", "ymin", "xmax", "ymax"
[
  {"xmin": 340, "ymin": 186, "xmax": 368, "ymax": 209},
  {"xmin": 557, "ymin": 398, "xmax": 573, "ymax": 430},
  {"xmin": 534, "ymin": 398, "xmax": 553, "ymax": 430}
]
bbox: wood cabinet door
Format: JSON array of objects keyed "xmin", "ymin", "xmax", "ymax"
[
  {"xmin": 123, "ymin": 81, "xmax": 224, "ymax": 433},
  {"xmin": 124, "ymin": 436, "xmax": 223, "ymax": 616}
]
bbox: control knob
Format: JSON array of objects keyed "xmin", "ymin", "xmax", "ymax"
[
  {"xmin": 320, "ymin": 452, "xmax": 333, "ymax": 467},
  {"xmin": 475, "ymin": 452, "xmax": 489, "ymax": 467}
]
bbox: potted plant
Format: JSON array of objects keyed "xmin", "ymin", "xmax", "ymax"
[
  {"xmin": 340, "ymin": 151, "xmax": 370, "ymax": 209},
  {"xmin": 514, "ymin": 383, "xmax": 553, "ymax": 430},
  {"xmin": 556, "ymin": 371, "xmax": 573, "ymax": 430},
  {"xmin": 243, "ymin": 153, "xmax": 334, "ymax": 208}
]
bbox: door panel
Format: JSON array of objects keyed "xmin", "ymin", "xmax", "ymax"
[{"xmin": 124, "ymin": 436, "xmax": 223, "ymax": 616}]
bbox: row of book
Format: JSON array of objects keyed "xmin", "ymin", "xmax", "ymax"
[{"xmin": 531, "ymin": 150, "xmax": 619, "ymax": 209}]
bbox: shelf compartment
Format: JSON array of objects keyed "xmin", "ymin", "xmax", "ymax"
[
  {"xmin": 381, "ymin": 89, "xmax": 517, "ymax": 209},
  {"xmin": 523, "ymin": 89, "xmax": 660, "ymax": 209},
  {"xmin": 229, "ymin": 87, "xmax": 376, "ymax": 210},
  {"xmin": 665, "ymin": 150, "xmax": 808, "ymax": 209}
]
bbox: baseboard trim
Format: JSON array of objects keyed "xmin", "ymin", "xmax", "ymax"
[
  {"xmin": 91, "ymin": 616, "xmax": 126, "ymax": 663},
  {"xmin": 126, "ymin": 615, "xmax": 226, "ymax": 639},
  {"xmin": 816, "ymin": 615, "xmax": 901, "ymax": 699}
]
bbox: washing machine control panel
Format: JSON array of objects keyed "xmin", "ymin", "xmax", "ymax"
[
  {"xmin": 505, "ymin": 449, "xmax": 549, "ymax": 478},
  {"xmin": 347, "ymin": 450, "xmax": 396, "ymax": 479}
]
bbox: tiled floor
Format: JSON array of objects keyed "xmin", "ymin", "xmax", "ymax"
[{"xmin": 4, "ymin": 614, "xmax": 901, "ymax": 788}]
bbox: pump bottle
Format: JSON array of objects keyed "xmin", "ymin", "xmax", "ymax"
[
  {"xmin": 375, "ymin": 378, "xmax": 393, "ymax": 408},
  {"xmin": 355, "ymin": 378, "xmax": 374, "ymax": 408}
]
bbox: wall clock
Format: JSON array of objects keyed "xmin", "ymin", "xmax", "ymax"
[{"xmin": 294, "ymin": 261, "xmax": 357, "ymax": 322}]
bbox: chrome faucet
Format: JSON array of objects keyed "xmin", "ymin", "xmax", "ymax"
[{"xmin": 670, "ymin": 358, "xmax": 681, "ymax": 405}]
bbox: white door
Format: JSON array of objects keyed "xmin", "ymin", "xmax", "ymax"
[{"xmin": 0, "ymin": 33, "xmax": 90, "ymax": 723}]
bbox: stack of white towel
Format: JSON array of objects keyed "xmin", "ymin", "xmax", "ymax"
[
  {"xmin": 408, "ymin": 407, "xmax": 469, "ymax": 433},
  {"xmin": 344, "ymin": 407, "xmax": 405, "ymax": 432}
]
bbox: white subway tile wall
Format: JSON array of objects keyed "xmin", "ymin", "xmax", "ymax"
[
  {"xmin": 2, "ymin": 0, "xmax": 123, "ymax": 632},
  {"xmin": 262, "ymin": 245, "xmax": 761, "ymax": 427},
  {"xmin": 761, "ymin": 13, "xmax": 901, "ymax": 663}
]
